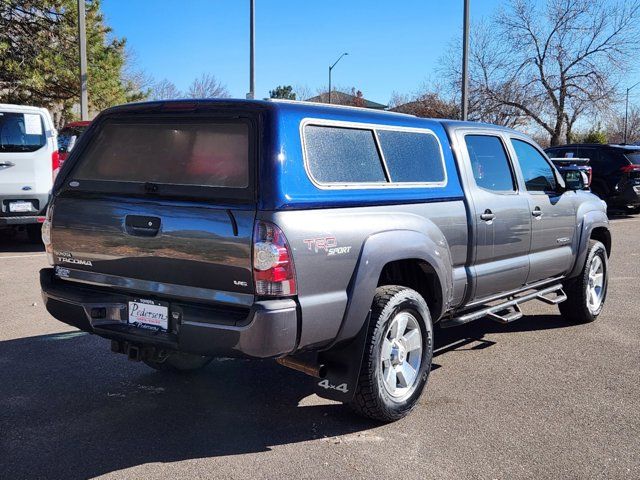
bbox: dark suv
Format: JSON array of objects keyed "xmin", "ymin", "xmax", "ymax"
[{"xmin": 545, "ymin": 144, "xmax": 640, "ymax": 213}]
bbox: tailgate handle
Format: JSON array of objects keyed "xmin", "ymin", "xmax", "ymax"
[{"xmin": 125, "ymin": 215, "xmax": 161, "ymax": 237}]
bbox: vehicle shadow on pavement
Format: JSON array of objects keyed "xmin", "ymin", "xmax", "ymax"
[
  {"xmin": 0, "ymin": 314, "xmax": 571, "ymax": 479},
  {"xmin": 0, "ymin": 331, "xmax": 376, "ymax": 479},
  {"xmin": 0, "ymin": 231, "xmax": 44, "ymax": 253},
  {"xmin": 431, "ymin": 314, "xmax": 572, "ymax": 368}
]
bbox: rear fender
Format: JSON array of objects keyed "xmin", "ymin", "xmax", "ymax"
[
  {"xmin": 569, "ymin": 208, "xmax": 610, "ymax": 279},
  {"xmin": 330, "ymin": 228, "xmax": 452, "ymax": 348},
  {"xmin": 313, "ymin": 228, "xmax": 451, "ymax": 403}
]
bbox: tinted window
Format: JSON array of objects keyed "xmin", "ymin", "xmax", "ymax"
[
  {"xmin": 74, "ymin": 120, "xmax": 249, "ymax": 188},
  {"xmin": 0, "ymin": 112, "xmax": 46, "ymax": 152},
  {"xmin": 512, "ymin": 139, "xmax": 557, "ymax": 192},
  {"xmin": 465, "ymin": 135, "xmax": 515, "ymax": 192},
  {"xmin": 376, "ymin": 130, "xmax": 444, "ymax": 183},
  {"xmin": 58, "ymin": 126, "xmax": 87, "ymax": 153},
  {"xmin": 578, "ymin": 147, "xmax": 600, "ymax": 165},
  {"xmin": 552, "ymin": 147, "xmax": 578, "ymax": 159},
  {"xmin": 624, "ymin": 152, "xmax": 640, "ymax": 164},
  {"xmin": 304, "ymin": 125, "xmax": 386, "ymax": 184},
  {"xmin": 545, "ymin": 148, "xmax": 560, "ymax": 158}
]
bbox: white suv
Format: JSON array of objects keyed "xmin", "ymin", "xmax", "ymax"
[{"xmin": 0, "ymin": 104, "xmax": 58, "ymax": 241}]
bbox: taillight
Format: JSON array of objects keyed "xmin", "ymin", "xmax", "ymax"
[
  {"xmin": 253, "ymin": 221, "xmax": 296, "ymax": 296},
  {"xmin": 52, "ymin": 150, "xmax": 60, "ymax": 182},
  {"xmin": 620, "ymin": 164, "xmax": 640, "ymax": 174},
  {"xmin": 585, "ymin": 166, "xmax": 593, "ymax": 187},
  {"xmin": 42, "ymin": 204, "xmax": 54, "ymax": 265}
]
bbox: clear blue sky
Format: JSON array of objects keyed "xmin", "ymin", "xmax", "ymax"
[{"xmin": 102, "ymin": 0, "xmax": 505, "ymax": 103}]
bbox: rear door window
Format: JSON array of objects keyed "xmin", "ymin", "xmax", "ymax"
[
  {"xmin": 73, "ymin": 119, "xmax": 250, "ymax": 189},
  {"xmin": 512, "ymin": 139, "xmax": 557, "ymax": 192},
  {"xmin": 304, "ymin": 125, "xmax": 386, "ymax": 184},
  {"xmin": 465, "ymin": 135, "xmax": 516, "ymax": 192},
  {"xmin": 376, "ymin": 130, "xmax": 445, "ymax": 183},
  {"xmin": 624, "ymin": 151, "xmax": 640, "ymax": 164},
  {"xmin": 0, "ymin": 112, "xmax": 46, "ymax": 152}
]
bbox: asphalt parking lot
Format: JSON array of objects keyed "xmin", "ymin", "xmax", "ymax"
[{"xmin": 0, "ymin": 217, "xmax": 639, "ymax": 480}]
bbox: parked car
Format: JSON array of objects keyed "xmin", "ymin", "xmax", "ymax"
[
  {"xmin": 58, "ymin": 121, "xmax": 90, "ymax": 165},
  {"xmin": 545, "ymin": 143, "xmax": 640, "ymax": 213},
  {"xmin": 40, "ymin": 100, "xmax": 611, "ymax": 421},
  {"xmin": 0, "ymin": 103, "xmax": 58, "ymax": 242},
  {"xmin": 549, "ymin": 157, "xmax": 592, "ymax": 190}
]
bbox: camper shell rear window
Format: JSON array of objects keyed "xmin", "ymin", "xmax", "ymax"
[{"xmin": 68, "ymin": 115, "xmax": 255, "ymax": 201}]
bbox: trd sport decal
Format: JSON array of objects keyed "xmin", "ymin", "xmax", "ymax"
[{"xmin": 303, "ymin": 236, "xmax": 352, "ymax": 256}]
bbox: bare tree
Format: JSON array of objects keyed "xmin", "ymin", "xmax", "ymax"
[
  {"xmin": 186, "ymin": 73, "xmax": 230, "ymax": 99},
  {"xmin": 443, "ymin": 0, "xmax": 640, "ymax": 144},
  {"xmin": 441, "ymin": 21, "xmax": 531, "ymax": 128},
  {"xmin": 151, "ymin": 78, "xmax": 182, "ymax": 100},
  {"xmin": 122, "ymin": 47, "xmax": 153, "ymax": 101},
  {"xmin": 293, "ymin": 84, "xmax": 314, "ymax": 101},
  {"xmin": 606, "ymin": 106, "xmax": 640, "ymax": 143}
]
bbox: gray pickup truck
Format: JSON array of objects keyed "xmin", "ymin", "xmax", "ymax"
[{"xmin": 40, "ymin": 99, "xmax": 611, "ymax": 422}]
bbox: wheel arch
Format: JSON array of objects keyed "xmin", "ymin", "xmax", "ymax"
[
  {"xmin": 568, "ymin": 208, "xmax": 611, "ymax": 278},
  {"xmin": 327, "ymin": 228, "xmax": 453, "ymax": 348},
  {"xmin": 377, "ymin": 259, "xmax": 443, "ymax": 323},
  {"xmin": 590, "ymin": 226, "xmax": 611, "ymax": 257}
]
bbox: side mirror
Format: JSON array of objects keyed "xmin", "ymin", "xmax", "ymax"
[{"xmin": 562, "ymin": 168, "xmax": 587, "ymax": 191}]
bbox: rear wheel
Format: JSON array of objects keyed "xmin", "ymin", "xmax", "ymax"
[
  {"xmin": 350, "ymin": 286, "xmax": 433, "ymax": 422},
  {"xmin": 559, "ymin": 239, "xmax": 608, "ymax": 323},
  {"xmin": 144, "ymin": 352, "xmax": 212, "ymax": 372}
]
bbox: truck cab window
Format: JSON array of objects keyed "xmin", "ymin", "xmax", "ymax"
[
  {"xmin": 512, "ymin": 139, "xmax": 557, "ymax": 192},
  {"xmin": 465, "ymin": 135, "xmax": 515, "ymax": 192}
]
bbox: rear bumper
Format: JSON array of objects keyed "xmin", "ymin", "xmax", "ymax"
[
  {"xmin": 0, "ymin": 215, "xmax": 41, "ymax": 225},
  {"xmin": 39, "ymin": 268, "xmax": 298, "ymax": 359},
  {"xmin": 607, "ymin": 184, "xmax": 640, "ymax": 208},
  {"xmin": 0, "ymin": 192, "xmax": 49, "ymax": 224}
]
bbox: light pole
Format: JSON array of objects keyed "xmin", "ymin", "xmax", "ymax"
[
  {"xmin": 461, "ymin": 0, "xmax": 470, "ymax": 121},
  {"xmin": 624, "ymin": 80, "xmax": 640, "ymax": 144},
  {"xmin": 77, "ymin": 0, "xmax": 88, "ymax": 120},
  {"xmin": 328, "ymin": 52, "xmax": 348, "ymax": 104},
  {"xmin": 247, "ymin": 0, "xmax": 255, "ymax": 99}
]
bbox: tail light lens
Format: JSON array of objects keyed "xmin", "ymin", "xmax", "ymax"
[
  {"xmin": 253, "ymin": 221, "xmax": 296, "ymax": 296},
  {"xmin": 52, "ymin": 150, "xmax": 60, "ymax": 182},
  {"xmin": 42, "ymin": 204, "xmax": 54, "ymax": 265},
  {"xmin": 620, "ymin": 164, "xmax": 640, "ymax": 174},
  {"xmin": 585, "ymin": 166, "xmax": 593, "ymax": 187}
]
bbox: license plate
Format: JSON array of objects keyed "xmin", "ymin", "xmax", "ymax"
[
  {"xmin": 9, "ymin": 201, "xmax": 33, "ymax": 213},
  {"xmin": 128, "ymin": 299, "xmax": 169, "ymax": 331}
]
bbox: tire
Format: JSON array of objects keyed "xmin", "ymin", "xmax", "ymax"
[
  {"xmin": 26, "ymin": 224, "xmax": 42, "ymax": 243},
  {"xmin": 144, "ymin": 352, "xmax": 212, "ymax": 372},
  {"xmin": 349, "ymin": 285, "xmax": 433, "ymax": 422},
  {"xmin": 559, "ymin": 240, "xmax": 608, "ymax": 323}
]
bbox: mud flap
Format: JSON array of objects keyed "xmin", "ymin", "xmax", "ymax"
[{"xmin": 313, "ymin": 313, "xmax": 371, "ymax": 403}]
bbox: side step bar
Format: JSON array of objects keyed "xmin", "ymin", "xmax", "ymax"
[{"xmin": 441, "ymin": 284, "xmax": 567, "ymax": 328}]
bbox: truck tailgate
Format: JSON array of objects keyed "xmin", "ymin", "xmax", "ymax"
[{"xmin": 51, "ymin": 194, "xmax": 255, "ymax": 299}]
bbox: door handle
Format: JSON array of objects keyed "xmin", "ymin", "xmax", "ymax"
[
  {"xmin": 532, "ymin": 207, "xmax": 543, "ymax": 218},
  {"xmin": 480, "ymin": 209, "xmax": 495, "ymax": 221},
  {"xmin": 0, "ymin": 161, "xmax": 15, "ymax": 169}
]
